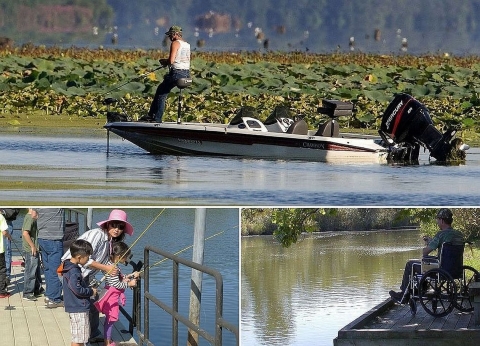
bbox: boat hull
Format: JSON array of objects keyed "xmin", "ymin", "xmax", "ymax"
[{"xmin": 105, "ymin": 122, "xmax": 389, "ymax": 164}]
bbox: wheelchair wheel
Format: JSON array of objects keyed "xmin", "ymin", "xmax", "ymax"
[
  {"xmin": 419, "ymin": 268, "xmax": 457, "ymax": 317},
  {"xmin": 454, "ymin": 265, "xmax": 480, "ymax": 312}
]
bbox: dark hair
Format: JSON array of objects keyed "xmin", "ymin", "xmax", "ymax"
[
  {"xmin": 110, "ymin": 241, "xmax": 131, "ymax": 263},
  {"xmin": 70, "ymin": 239, "xmax": 93, "ymax": 257},
  {"xmin": 100, "ymin": 221, "xmax": 126, "ymax": 242},
  {"xmin": 436, "ymin": 208, "xmax": 453, "ymax": 225}
]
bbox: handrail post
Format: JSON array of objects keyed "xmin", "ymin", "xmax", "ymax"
[{"xmin": 187, "ymin": 208, "xmax": 206, "ymax": 346}]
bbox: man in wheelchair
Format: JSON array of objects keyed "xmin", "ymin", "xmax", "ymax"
[{"xmin": 389, "ymin": 208, "xmax": 464, "ymax": 304}]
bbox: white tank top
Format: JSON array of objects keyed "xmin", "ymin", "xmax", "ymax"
[{"xmin": 172, "ymin": 40, "xmax": 190, "ymax": 70}]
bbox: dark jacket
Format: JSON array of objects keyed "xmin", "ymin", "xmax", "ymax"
[{"xmin": 62, "ymin": 259, "xmax": 93, "ymax": 313}]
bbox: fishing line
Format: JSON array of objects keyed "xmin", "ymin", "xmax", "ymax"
[
  {"xmin": 139, "ymin": 224, "xmax": 238, "ymax": 274},
  {"xmin": 86, "ymin": 65, "xmax": 164, "ymax": 118},
  {"xmin": 93, "ymin": 208, "xmax": 166, "ymax": 287}
]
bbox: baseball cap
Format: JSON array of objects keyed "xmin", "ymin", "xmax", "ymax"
[{"xmin": 165, "ymin": 26, "xmax": 182, "ymax": 35}]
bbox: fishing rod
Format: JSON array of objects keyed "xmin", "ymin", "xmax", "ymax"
[
  {"xmin": 87, "ymin": 65, "xmax": 165, "ymax": 119},
  {"xmin": 101, "ymin": 65, "xmax": 164, "ymax": 97}
]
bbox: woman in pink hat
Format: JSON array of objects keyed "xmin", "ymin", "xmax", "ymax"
[{"xmin": 61, "ymin": 209, "xmax": 134, "ymax": 343}]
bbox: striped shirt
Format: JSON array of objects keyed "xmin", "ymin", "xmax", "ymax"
[
  {"xmin": 37, "ymin": 208, "xmax": 64, "ymax": 240},
  {"xmin": 104, "ymin": 260, "xmax": 129, "ymax": 290},
  {"xmin": 62, "ymin": 227, "xmax": 111, "ymax": 279}
]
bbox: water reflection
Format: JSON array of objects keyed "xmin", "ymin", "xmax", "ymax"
[
  {"xmin": 2, "ymin": 133, "xmax": 480, "ymax": 204},
  {"xmin": 241, "ymin": 230, "xmax": 422, "ymax": 346}
]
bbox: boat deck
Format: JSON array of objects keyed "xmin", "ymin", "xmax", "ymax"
[
  {"xmin": 0, "ymin": 257, "xmax": 137, "ymax": 346},
  {"xmin": 334, "ymin": 298, "xmax": 480, "ymax": 346}
]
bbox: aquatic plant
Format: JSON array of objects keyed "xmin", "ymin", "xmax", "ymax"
[{"xmin": 1, "ymin": 46, "xmax": 480, "ymax": 139}]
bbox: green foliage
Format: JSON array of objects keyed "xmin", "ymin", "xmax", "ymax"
[
  {"xmin": 271, "ymin": 208, "xmax": 322, "ymax": 247},
  {"xmin": 2, "ymin": 47, "xmax": 480, "ymax": 140},
  {"xmin": 244, "ymin": 208, "xmax": 480, "ymax": 248},
  {"xmin": 396, "ymin": 208, "xmax": 480, "ymax": 241}
]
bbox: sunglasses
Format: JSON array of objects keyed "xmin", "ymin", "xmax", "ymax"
[{"xmin": 109, "ymin": 221, "xmax": 125, "ymax": 230}]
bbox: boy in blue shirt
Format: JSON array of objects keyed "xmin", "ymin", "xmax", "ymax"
[{"xmin": 61, "ymin": 239, "xmax": 97, "ymax": 346}]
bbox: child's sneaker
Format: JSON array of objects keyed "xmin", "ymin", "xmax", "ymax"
[{"xmin": 23, "ymin": 294, "xmax": 37, "ymax": 301}]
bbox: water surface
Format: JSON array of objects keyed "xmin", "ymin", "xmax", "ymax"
[
  {"xmin": 241, "ymin": 230, "xmax": 422, "ymax": 346},
  {"xmin": 2, "ymin": 132, "xmax": 480, "ymax": 205}
]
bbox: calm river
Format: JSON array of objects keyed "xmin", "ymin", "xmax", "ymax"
[
  {"xmin": 241, "ymin": 229, "xmax": 422, "ymax": 346},
  {"xmin": 1, "ymin": 132, "xmax": 480, "ymax": 205},
  {"xmin": 9, "ymin": 207, "xmax": 239, "ymax": 346}
]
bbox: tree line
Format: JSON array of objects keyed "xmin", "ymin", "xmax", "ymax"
[
  {"xmin": 242, "ymin": 208, "xmax": 480, "ymax": 247},
  {"xmin": 2, "ymin": 0, "xmax": 480, "ymax": 54}
]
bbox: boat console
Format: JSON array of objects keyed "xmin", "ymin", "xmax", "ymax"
[
  {"xmin": 228, "ymin": 106, "xmax": 268, "ymax": 132},
  {"xmin": 263, "ymin": 106, "xmax": 295, "ymax": 133}
]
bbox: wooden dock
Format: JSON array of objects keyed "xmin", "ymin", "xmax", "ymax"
[
  {"xmin": 0, "ymin": 257, "xmax": 137, "ymax": 346},
  {"xmin": 334, "ymin": 298, "xmax": 480, "ymax": 346}
]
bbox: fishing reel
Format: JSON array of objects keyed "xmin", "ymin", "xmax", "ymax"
[{"xmin": 89, "ymin": 278, "xmax": 101, "ymax": 288}]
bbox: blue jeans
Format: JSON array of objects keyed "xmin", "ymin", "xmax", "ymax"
[
  {"xmin": 148, "ymin": 69, "xmax": 190, "ymax": 122},
  {"xmin": 4, "ymin": 220, "xmax": 13, "ymax": 278},
  {"xmin": 38, "ymin": 239, "xmax": 63, "ymax": 302},
  {"xmin": 23, "ymin": 251, "xmax": 42, "ymax": 295}
]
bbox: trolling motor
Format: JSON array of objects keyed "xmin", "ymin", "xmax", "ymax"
[
  {"xmin": 379, "ymin": 93, "xmax": 468, "ymax": 162},
  {"xmin": 104, "ymin": 97, "xmax": 132, "ymax": 122}
]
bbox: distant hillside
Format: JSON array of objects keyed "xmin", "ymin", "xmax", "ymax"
[{"xmin": 2, "ymin": 0, "xmax": 480, "ymax": 55}]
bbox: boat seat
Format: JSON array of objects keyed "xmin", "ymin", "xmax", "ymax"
[
  {"xmin": 286, "ymin": 118, "xmax": 308, "ymax": 135},
  {"xmin": 316, "ymin": 119, "xmax": 339, "ymax": 137},
  {"xmin": 176, "ymin": 78, "xmax": 192, "ymax": 89}
]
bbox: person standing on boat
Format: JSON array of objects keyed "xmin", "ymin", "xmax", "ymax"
[
  {"xmin": 389, "ymin": 208, "xmax": 464, "ymax": 304},
  {"xmin": 141, "ymin": 25, "xmax": 191, "ymax": 122}
]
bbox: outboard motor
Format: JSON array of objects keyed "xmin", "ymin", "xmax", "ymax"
[{"xmin": 379, "ymin": 93, "xmax": 467, "ymax": 162}]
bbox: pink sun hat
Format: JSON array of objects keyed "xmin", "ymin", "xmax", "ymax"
[{"xmin": 97, "ymin": 209, "xmax": 134, "ymax": 235}]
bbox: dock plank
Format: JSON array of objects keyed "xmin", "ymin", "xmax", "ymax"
[
  {"xmin": 1, "ymin": 257, "xmax": 137, "ymax": 346},
  {"xmin": 334, "ymin": 298, "xmax": 480, "ymax": 346}
]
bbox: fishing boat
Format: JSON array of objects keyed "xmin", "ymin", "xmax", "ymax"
[{"xmin": 104, "ymin": 84, "xmax": 468, "ymax": 164}]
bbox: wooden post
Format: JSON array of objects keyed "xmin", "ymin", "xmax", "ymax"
[
  {"xmin": 187, "ymin": 208, "xmax": 206, "ymax": 346},
  {"xmin": 469, "ymin": 282, "xmax": 480, "ymax": 325}
]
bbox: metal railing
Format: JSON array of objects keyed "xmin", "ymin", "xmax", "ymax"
[{"xmin": 135, "ymin": 246, "xmax": 239, "ymax": 346}]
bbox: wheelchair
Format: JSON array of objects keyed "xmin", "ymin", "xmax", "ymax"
[{"xmin": 405, "ymin": 242, "xmax": 479, "ymax": 317}]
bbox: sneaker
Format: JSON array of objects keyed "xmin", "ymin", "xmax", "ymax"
[
  {"xmin": 23, "ymin": 294, "xmax": 37, "ymax": 302},
  {"xmin": 0, "ymin": 292, "xmax": 11, "ymax": 298},
  {"xmin": 88, "ymin": 335, "xmax": 104, "ymax": 343},
  {"xmin": 34, "ymin": 288, "xmax": 45, "ymax": 297},
  {"xmin": 45, "ymin": 300, "xmax": 64, "ymax": 309},
  {"xmin": 138, "ymin": 115, "xmax": 154, "ymax": 122},
  {"xmin": 389, "ymin": 290, "xmax": 408, "ymax": 304}
]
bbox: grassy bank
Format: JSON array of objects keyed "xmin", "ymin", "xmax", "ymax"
[{"xmin": 1, "ymin": 110, "xmax": 104, "ymax": 131}]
